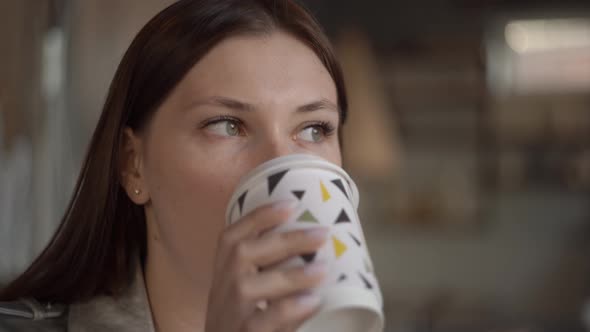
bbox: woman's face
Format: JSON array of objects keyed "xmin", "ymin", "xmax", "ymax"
[{"xmin": 127, "ymin": 31, "xmax": 341, "ymax": 285}]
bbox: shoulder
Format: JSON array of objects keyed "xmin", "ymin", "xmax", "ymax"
[{"xmin": 0, "ymin": 298, "xmax": 67, "ymax": 332}]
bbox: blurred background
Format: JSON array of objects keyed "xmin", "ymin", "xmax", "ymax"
[{"xmin": 1, "ymin": 0, "xmax": 589, "ymax": 331}]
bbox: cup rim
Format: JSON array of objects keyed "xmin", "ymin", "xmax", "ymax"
[{"xmin": 225, "ymin": 154, "xmax": 359, "ymax": 225}]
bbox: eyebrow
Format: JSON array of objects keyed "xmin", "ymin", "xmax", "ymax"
[
  {"xmin": 296, "ymin": 99, "xmax": 339, "ymax": 113},
  {"xmin": 185, "ymin": 96, "xmax": 339, "ymax": 114}
]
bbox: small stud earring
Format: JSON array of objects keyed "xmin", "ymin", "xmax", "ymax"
[{"xmin": 134, "ymin": 189, "xmax": 141, "ymax": 195}]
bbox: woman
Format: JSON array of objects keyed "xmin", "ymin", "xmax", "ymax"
[{"xmin": 0, "ymin": 0, "xmax": 349, "ymax": 331}]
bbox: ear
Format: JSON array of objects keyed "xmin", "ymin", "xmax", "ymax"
[{"xmin": 120, "ymin": 127, "xmax": 150, "ymax": 205}]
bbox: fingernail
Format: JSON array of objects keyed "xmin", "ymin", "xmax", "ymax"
[
  {"xmin": 304, "ymin": 262, "xmax": 327, "ymax": 276},
  {"xmin": 296, "ymin": 293, "xmax": 321, "ymax": 309},
  {"xmin": 272, "ymin": 200, "xmax": 298, "ymax": 212},
  {"xmin": 305, "ymin": 227, "xmax": 329, "ymax": 240}
]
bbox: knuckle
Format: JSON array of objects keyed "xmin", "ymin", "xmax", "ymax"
[
  {"xmin": 234, "ymin": 279, "xmax": 252, "ymax": 302},
  {"xmin": 273, "ymin": 270, "xmax": 292, "ymax": 289},
  {"xmin": 276, "ymin": 300, "xmax": 296, "ymax": 321},
  {"xmin": 284, "ymin": 269, "xmax": 312, "ymax": 290},
  {"xmin": 278, "ymin": 230, "xmax": 295, "ymax": 242},
  {"xmin": 233, "ymin": 242, "xmax": 250, "ymax": 262},
  {"xmin": 276, "ymin": 232, "xmax": 300, "ymax": 254}
]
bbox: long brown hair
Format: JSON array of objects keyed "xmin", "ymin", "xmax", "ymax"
[{"xmin": 0, "ymin": 0, "xmax": 348, "ymax": 304}]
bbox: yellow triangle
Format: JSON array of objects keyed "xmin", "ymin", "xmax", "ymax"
[
  {"xmin": 320, "ymin": 181, "xmax": 331, "ymax": 202},
  {"xmin": 332, "ymin": 236, "xmax": 347, "ymax": 258}
]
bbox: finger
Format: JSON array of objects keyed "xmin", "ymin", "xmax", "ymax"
[
  {"xmin": 223, "ymin": 200, "xmax": 297, "ymax": 245},
  {"xmin": 247, "ymin": 227, "xmax": 329, "ymax": 267},
  {"xmin": 237, "ymin": 262, "xmax": 327, "ymax": 303},
  {"xmin": 217, "ymin": 200, "xmax": 298, "ymax": 262},
  {"xmin": 242, "ymin": 293, "xmax": 321, "ymax": 332}
]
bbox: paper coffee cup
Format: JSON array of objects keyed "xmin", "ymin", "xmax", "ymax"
[{"xmin": 226, "ymin": 154, "xmax": 384, "ymax": 332}]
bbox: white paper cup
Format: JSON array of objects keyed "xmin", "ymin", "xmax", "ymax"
[{"xmin": 226, "ymin": 154, "xmax": 384, "ymax": 332}]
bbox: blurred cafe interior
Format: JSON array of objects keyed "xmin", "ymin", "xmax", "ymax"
[{"xmin": 1, "ymin": 0, "xmax": 589, "ymax": 331}]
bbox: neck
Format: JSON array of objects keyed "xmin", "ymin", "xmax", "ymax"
[{"xmin": 144, "ymin": 240, "xmax": 210, "ymax": 332}]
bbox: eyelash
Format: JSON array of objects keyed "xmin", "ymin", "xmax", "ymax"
[
  {"xmin": 310, "ymin": 121, "xmax": 337, "ymax": 138},
  {"xmin": 200, "ymin": 116, "xmax": 337, "ymax": 139}
]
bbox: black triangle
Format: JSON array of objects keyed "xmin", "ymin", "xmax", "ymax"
[
  {"xmin": 331, "ymin": 179, "xmax": 349, "ymax": 199},
  {"xmin": 237, "ymin": 191, "xmax": 248, "ymax": 215},
  {"xmin": 300, "ymin": 252, "xmax": 317, "ymax": 264},
  {"xmin": 292, "ymin": 190, "xmax": 305, "ymax": 200},
  {"xmin": 349, "ymin": 232, "xmax": 362, "ymax": 246},
  {"xmin": 335, "ymin": 209, "xmax": 351, "ymax": 224},
  {"xmin": 338, "ymin": 274, "xmax": 347, "ymax": 282},
  {"xmin": 268, "ymin": 170, "xmax": 289, "ymax": 196},
  {"xmin": 359, "ymin": 272, "xmax": 373, "ymax": 289}
]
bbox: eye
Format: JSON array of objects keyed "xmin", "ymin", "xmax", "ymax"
[
  {"xmin": 297, "ymin": 122, "xmax": 336, "ymax": 143},
  {"xmin": 203, "ymin": 117, "xmax": 244, "ymax": 137}
]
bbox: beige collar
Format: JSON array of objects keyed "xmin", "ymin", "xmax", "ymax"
[{"xmin": 67, "ymin": 266, "xmax": 156, "ymax": 332}]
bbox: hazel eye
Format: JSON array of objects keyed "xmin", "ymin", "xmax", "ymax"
[
  {"xmin": 297, "ymin": 122, "xmax": 336, "ymax": 143},
  {"xmin": 204, "ymin": 118, "xmax": 243, "ymax": 137},
  {"xmin": 298, "ymin": 126, "xmax": 323, "ymax": 143}
]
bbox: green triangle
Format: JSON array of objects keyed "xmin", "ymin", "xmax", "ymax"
[{"xmin": 297, "ymin": 210, "xmax": 318, "ymax": 223}]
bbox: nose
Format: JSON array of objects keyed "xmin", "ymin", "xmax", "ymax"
[
  {"xmin": 248, "ymin": 124, "xmax": 303, "ymax": 167},
  {"xmin": 258, "ymin": 135, "xmax": 295, "ymax": 162},
  {"xmin": 247, "ymin": 122, "xmax": 319, "ymax": 169}
]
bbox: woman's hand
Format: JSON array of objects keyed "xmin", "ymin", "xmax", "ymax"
[{"xmin": 205, "ymin": 201, "xmax": 329, "ymax": 332}]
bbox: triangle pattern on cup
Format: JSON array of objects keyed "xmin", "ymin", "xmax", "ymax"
[
  {"xmin": 331, "ymin": 179, "xmax": 349, "ymax": 199},
  {"xmin": 297, "ymin": 210, "xmax": 318, "ymax": 223},
  {"xmin": 267, "ymin": 170, "xmax": 289, "ymax": 196},
  {"xmin": 335, "ymin": 209, "xmax": 351, "ymax": 224},
  {"xmin": 292, "ymin": 190, "xmax": 305, "ymax": 201},
  {"xmin": 338, "ymin": 274, "xmax": 347, "ymax": 282},
  {"xmin": 300, "ymin": 252, "xmax": 317, "ymax": 264},
  {"xmin": 349, "ymin": 232, "xmax": 362, "ymax": 246},
  {"xmin": 320, "ymin": 181, "xmax": 331, "ymax": 202},
  {"xmin": 237, "ymin": 191, "xmax": 248, "ymax": 215},
  {"xmin": 332, "ymin": 236, "xmax": 347, "ymax": 258},
  {"xmin": 358, "ymin": 272, "xmax": 373, "ymax": 289}
]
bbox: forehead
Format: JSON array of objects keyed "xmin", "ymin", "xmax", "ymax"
[{"xmin": 170, "ymin": 30, "xmax": 338, "ymax": 107}]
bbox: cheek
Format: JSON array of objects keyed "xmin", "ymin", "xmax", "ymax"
[
  {"xmin": 142, "ymin": 138, "xmax": 248, "ymax": 244},
  {"xmin": 147, "ymin": 157, "xmax": 232, "ymax": 227},
  {"xmin": 322, "ymin": 139, "xmax": 342, "ymax": 167}
]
